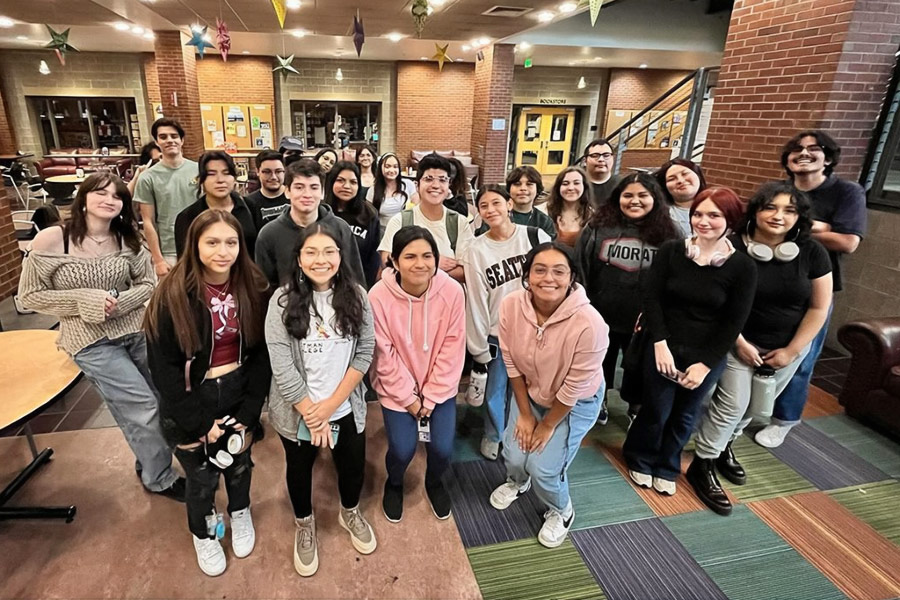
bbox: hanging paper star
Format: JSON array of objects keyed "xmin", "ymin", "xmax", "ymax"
[
  {"xmin": 216, "ymin": 18, "xmax": 231, "ymax": 61},
  {"xmin": 411, "ymin": 0, "xmax": 429, "ymax": 38},
  {"xmin": 186, "ymin": 26, "xmax": 215, "ymax": 58},
  {"xmin": 431, "ymin": 43, "xmax": 453, "ymax": 72},
  {"xmin": 273, "ymin": 54, "xmax": 299, "ymax": 77},
  {"xmin": 589, "ymin": 0, "xmax": 603, "ymax": 26},
  {"xmin": 44, "ymin": 25, "xmax": 78, "ymax": 66},
  {"xmin": 352, "ymin": 13, "xmax": 365, "ymax": 57},
  {"xmin": 272, "ymin": 0, "xmax": 287, "ymax": 29}
]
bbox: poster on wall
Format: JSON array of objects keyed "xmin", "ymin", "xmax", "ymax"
[
  {"xmin": 226, "ymin": 106, "xmax": 245, "ymax": 122},
  {"xmin": 259, "ymin": 121, "xmax": 273, "ymax": 148}
]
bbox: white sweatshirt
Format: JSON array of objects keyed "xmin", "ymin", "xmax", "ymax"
[{"xmin": 463, "ymin": 225, "xmax": 551, "ymax": 363}]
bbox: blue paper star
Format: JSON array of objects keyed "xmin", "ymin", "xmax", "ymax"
[{"xmin": 185, "ymin": 26, "xmax": 215, "ymax": 58}]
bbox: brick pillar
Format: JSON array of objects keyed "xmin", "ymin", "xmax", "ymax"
[
  {"xmin": 471, "ymin": 44, "xmax": 515, "ymax": 185},
  {"xmin": 0, "ymin": 80, "xmax": 16, "ymax": 155},
  {"xmin": 0, "ymin": 186, "xmax": 21, "ymax": 302},
  {"xmin": 702, "ymin": 0, "xmax": 900, "ymax": 198},
  {"xmin": 153, "ymin": 31, "xmax": 204, "ymax": 159}
]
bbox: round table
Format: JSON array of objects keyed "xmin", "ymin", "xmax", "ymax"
[
  {"xmin": 0, "ymin": 330, "xmax": 81, "ymax": 522},
  {"xmin": 43, "ymin": 174, "xmax": 87, "ymax": 206}
]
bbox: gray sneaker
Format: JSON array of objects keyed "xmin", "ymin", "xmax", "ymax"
[
  {"xmin": 339, "ymin": 504, "xmax": 377, "ymax": 555},
  {"xmin": 293, "ymin": 515, "xmax": 318, "ymax": 577}
]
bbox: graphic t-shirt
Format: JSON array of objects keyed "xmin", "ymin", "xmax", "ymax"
[
  {"xmin": 301, "ymin": 289, "xmax": 354, "ymax": 420},
  {"xmin": 246, "ymin": 189, "xmax": 288, "ymax": 226}
]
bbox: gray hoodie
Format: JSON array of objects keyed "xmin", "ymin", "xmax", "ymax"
[{"xmin": 254, "ymin": 203, "xmax": 364, "ymax": 288}]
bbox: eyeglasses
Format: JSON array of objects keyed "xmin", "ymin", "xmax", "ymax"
[
  {"xmin": 421, "ymin": 175, "xmax": 450, "ymax": 185},
  {"xmin": 531, "ymin": 265, "xmax": 571, "ymax": 279},
  {"xmin": 260, "ymin": 169, "xmax": 285, "ymax": 176},
  {"xmin": 301, "ymin": 247, "xmax": 340, "ymax": 260},
  {"xmin": 587, "ymin": 152, "xmax": 613, "ymax": 160},
  {"xmin": 788, "ymin": 144, "xmax": 824, "ymax": 154}
]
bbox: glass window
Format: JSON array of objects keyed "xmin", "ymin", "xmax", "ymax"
[
  {"xmin": 290, "ymin": 100, "xmax": 380, "ymax": 153},
  {"xmin": 30, "ymin": 96, "xmax": 138, "ymax": 153}
]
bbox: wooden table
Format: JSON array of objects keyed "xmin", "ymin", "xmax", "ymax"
[
  {"xmin": 0, "ymin": 330, "xmax": 81, "ymax": 522},
  {"xmin": 43, "ymin": 174, "xmax": 86, "ymax": 206},
  {"xmin": 0, "ymin": 153, "xmax": 34, "ymax": 167}
]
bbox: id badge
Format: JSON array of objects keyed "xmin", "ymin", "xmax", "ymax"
[
  {"xmin": 206, "ymin": 511, "xmax": 225, "ymax": 539},
  {"xmin": 330, "ymin": 422, "xmax": 340, "ymax": 446},
  {"xmin": 417, "ymin": 417, "xmax": 431, "ymax": 443}
]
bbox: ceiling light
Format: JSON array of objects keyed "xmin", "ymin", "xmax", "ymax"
[
  {"xmin": 427, "ymin": 6, "xmax": 434, "ymax": 15},
  {"xmin": 577, "ymin": 76, "xmax": 586, "ymax": 89},
  {"xmin": 593, "ymin": 56, "xmax": 602, "ymax": 61},
  {"xmin": 387, "ymin": 32, "xmax": 403, "ymax": 42},
  {"xmin": 0, "ymin": 17, "xmax": 15, "ymax": 28},
  {"xmin": 519, "ymin": 42, "xmax": 531, "ymax": 50},
  {"xmin": 39, "ymin": 60, "xmax": 50, "ymax": 75},
  {"xmin": 114, "ymin": 22, "xmax": 130, "ymax": 31},
  {"xmin": 131, "ymin": 26, "xmax": 144, "ymax": 34},
  {"xmin": 477, "ymin": 37, "xmax": 490, "ymax": 46},
  {"xmin": 462, "ymin": 44, "xmax": 470, "ymax": 51},
  {"xmin": 143, "ymin": 31, "xmax": 155, "ymax": 40},
  {"xmin": 420, "ymin": 56, "xmax": 428, "ymax": 60},
  {"xmin": 639, "ymin": 63, "xmax": 648, "ymax": 68},
  {"xmin": 431, "ymin": 0, "xmax": 446, "ymax": 5},
  {"xmin": 291, "ymin": 29, "xmax": 306, "ymax": 37},
  {"xmin": 242, "ymin": 50, "xmax": 249, "ymax": 54},
  {"xmin": 567, "ymin": 61, "xmax": 575, "ymax": 65},
  {"xmin": 335, "ymin": 68, "xmax": 343, "ymax": 81},
  {"xmin": 16, "ymin": 35, "xmax": 28, "ymax": 40},
  {"xmin": 286, "ymin": 0, "xmax": 301, "ymax": 9},
  {"xmin": 559, "ymin": 2, "xmax": 577, "ymax": 12},
  {"xmin": 537, "ymin": 11, "xmax": 555, "ymax": 22}
]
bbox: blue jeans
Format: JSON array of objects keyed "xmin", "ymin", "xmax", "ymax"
[
  {"xmin": 502, "ymin": 385, "xmax": 603, "ymax": 514},
  {"xmin": 382, "ymin": 399, "xmax": 456, "ymax": 488},
  {"xmin": 772, "ymin": 303, "xmax": 834, "ymax": 423},
  {"xmin": 483, "ymin": 336, "xmax": 511, "ymax": 444},
  {"xmin": 73, "ymin": 333, "xmax": 177, "ymax": 492},
  {"xmin": 623, "ymin": 348, "xmax": 727, "ymax": 480}
]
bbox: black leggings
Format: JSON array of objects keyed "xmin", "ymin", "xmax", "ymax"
[{"xmin": 278, "ymin": 411, "xmax": 366, "ymax": 518}]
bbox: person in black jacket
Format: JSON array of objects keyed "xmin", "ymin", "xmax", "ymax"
[
  {"xmin": 325, "ymin": 161, "xmax": 381, "ymax": 287},
  {"xmin": 145, "ymin": 209, "xmax": 271, "ymax": 577},
  {"xmin": 174, "ymin": 151, "xmax": 258, "ymax": 258},
  {"xmin": 623, "ymin": 187, "xmax": 756, "ymax": 496}
]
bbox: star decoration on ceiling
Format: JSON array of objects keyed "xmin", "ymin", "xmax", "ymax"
[
  {"xmin": 589, "ymin": 0, "xmax": 603, "ymax": 26},
  {"xmin": 44, "ymin": 25, "xmax": 79, "ymax": 66},
  {"xmin": 185, "ymin": 26, "xmax": 216, "ymax": 58},
  {"xmin": 273, "ymin": 54, "xmax": 299, "ymax": 77},
  {"xmin": 216, "ymin": 18, "xmax": 231, "ymax": 61},
  {"xmin": 431, "ymin": 43, "xmax": 453, "ymax": 72},
  {"xmin": 352, "ymin": 13, "xmax": 365, "ymax": 57},
  {"xmin": 271, "ymin": 0, "xmax": 287, "ymax": 29}
]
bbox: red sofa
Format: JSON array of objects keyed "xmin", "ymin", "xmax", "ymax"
[{"xmin": 35, "ymin": 149, "xmax": 132, "ymax": 179}]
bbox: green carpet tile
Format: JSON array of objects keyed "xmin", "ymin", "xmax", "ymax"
[
  {"xmin": 467, "ymin": 537, "xmax": 606, "ymax": 600},
  {"xmin": 723, "ymin": 435, "xmax": 816, "ymax": 502},
  {"xmin": 828, "ymin": 480, "xmax": 900, "ymax": 546},
  {"xmin": 664, "ymin": 506, "xmax": 848, "ymax": 600},
  {"xmin": 567, "ymin": 445, "xmax": 656, "ymax": 529},
  {"xmin": 808, "ymin": 414, "xmax": 900, "ymax": 478}
]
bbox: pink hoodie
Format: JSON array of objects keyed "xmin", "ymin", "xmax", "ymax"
[
  {"xmin": 499, "ymin": 285, "xmax": 609, "ymax": 408},
  {"xmin": 369, "ymin": 267, "xmax": 466, "ymax": 412}
]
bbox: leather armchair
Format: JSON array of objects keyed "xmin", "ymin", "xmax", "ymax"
[{"xmin": 838, "ymin": 317, "xmax": 900, "ymax": 440}]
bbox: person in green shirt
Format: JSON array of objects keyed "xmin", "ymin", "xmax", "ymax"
[
  {"xmin": 134, "ymin": 118, "xmax": 199, "ymax": 277},
  {"xmin": 476, "ymin": 166, "xmax": 556, "ymax": 239}
]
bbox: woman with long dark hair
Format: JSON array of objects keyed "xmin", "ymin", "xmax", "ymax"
[
  {"xmin": 144, "ymin": 210, "xmax": 270, "ymax": 577},
  {"xmin": 688, "ymin": 182, "xmax": 831, "ymax": 516},
  {"xmin": 366, "ymin": 152, "xmax": 417, "ymax": 229},
  {"xmin": 623, "ymin": 187, "xmax": 756, "ymax": 496},
  {"xmin": 315, "ymin": 148, "xmax": 339, "ymax": 175},
  {"xmin": 325, "ymin": 160, "xmax": 380, "ymax": 287},
  {"xmin": 445, "ymin": 157, "xmax": 471, "ymax": 217},
  {"xmin": 19, "ymin": 172, "xmax": 183, "ymax": 501},
  {"xmin": 266, "ymin": 220, "xmax": 377, "ymax": 576},
  {"xmin": 576, "ymin": 172, "xmax": 681, "ymax": 425},
  {"xmin": 355, "ymin": 144, "xmax": 377, "ymax": 189},
  {"xmin": 174, "ymin": 150, "xmax": 258, "ymax": 258},
  {"xmin": 127, "ymin": 141, "xmax": 162, "ymax": 195},
  {"xmin": 655, "ymin": 158, "xmax": 708, "ymax": 238},
  {"xmin": 544, "ymin": 166, "xmax": 593, "ymax": 248}
]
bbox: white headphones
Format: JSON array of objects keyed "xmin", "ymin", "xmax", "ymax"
[
  {"xmin": 744, "ymin": 224, "xmax": 800, "ymax": 263},
  {"xmin": 684, "ymin": 236, "xmax": 735, "ymax": 267}
]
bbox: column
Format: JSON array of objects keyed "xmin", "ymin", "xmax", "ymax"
[
  {"xmin": 471, "ymin": 44, "xmax": 515, "ymax": 185},
  {"xmin": 152, "ymin": 31, "xmax": 205, "ymax": 159}
]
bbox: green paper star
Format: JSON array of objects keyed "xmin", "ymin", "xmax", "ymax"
[
  {"xmin": 44, "ymin": 25, "xmax": 78, "ymax": 66},
  {"xmin": 185, "ymin": 26, "xmax": 216, "ymax": 58},
  {"xmin": 273, "ymin": 54, "xmax": 299, "ymax": 77},
  {"xmin": 431, "ymin": 43, "xmax": 453, "ymax": 72}
]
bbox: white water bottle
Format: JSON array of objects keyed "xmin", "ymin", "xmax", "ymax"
[{"xmin": 749, "ymin": 365, "xmax": 777, "ymax": 419}]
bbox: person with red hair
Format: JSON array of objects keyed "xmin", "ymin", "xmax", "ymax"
[{"xmin": 623, "ymin": 187, "xmax": 757, "ymax": 496}]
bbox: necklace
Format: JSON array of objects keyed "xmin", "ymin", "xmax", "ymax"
[
  {"xmin": 86, "ymin": 233, "xmax": 112, "ymax": 245},
  {"xmin": 204, "ymin": 281, "xmax": 230, "ymax": 298}
]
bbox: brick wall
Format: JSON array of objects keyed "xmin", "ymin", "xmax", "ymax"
[
  {"xmin": 153, "ymin": 32, "xmax": 204, "ymax": 160},
  {"xmin": 142, "ymin": 54, "xmax": 161, "ymax": 123},
  {"xmin": 0, "ymin": 50, "xmax": 151, "ymax": 157},
  {"xmin": 471, "ymin": 44, "xmax": 515, "ymax": 185},
  {"xmin": 607, "ymin": 68, "xmax": 694, "ymax": 113},
  {"xmin": 0, "ymin": 186, "xmax": 20, "ymax": 301},
  {"xmin": 274, "ymin": 59, "xmax": 396, "ymax": 156},
  {"xmin": 0, "ymin": 81, "xmax": 16, "ymax": 154},
  {"xmin": 395, "ymin": 61, "xmax": 474, "ymax": 166},
  {"xmin": 196, "ymin": 56, "xmax": 274, "ymax": 105},
  {"xmin": 702, "ymin": 0, "xmax": 900, "ymax": 198}
]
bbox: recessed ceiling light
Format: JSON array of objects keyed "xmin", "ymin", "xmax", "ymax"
[
  {"xmin": 242, "ymin": 50, "xmax": 250, "ymax": 54},
  {"xmin": 639, "ymin": 63, "xmax": 648, "ymax": 68},
  {"xmin": 420, "ymin": 56, "xmax": 428, "ymax": 60},
  {"xmin": 0, "ymin": 17, "xmax": 14, "ymax": 28},
  {"xmin": 568, "ymin": 61, "xmax": 575, "ymax": 65},
  {"xmin": 477, "ymin": 37, "xmax": 490, "ymax": 46},
  {"xmin": 519, "ymin": 42, "xmax": 531, "ymax": 50},
  {"xmin": 387, "ymin": 32, "xmax": 403, "ymax": 42},
  {"xmin": 114, "ymin": 22, "xmax": 130, "ymax": 31},
  {"xmin": 537, "ymin": 11, "xmax": 555, "ymax": 22},
  {"xmin": 291, "ymin": 29, "xmax": 305, "ymax": 37},
  {"xmin": 131, "ymin": 26, "xmax": 144, "ymax": 34},
  {"xmin": 462, "ymin": 44, "xmax": 470, "ymax": 51},
  {"xmin": 559, "ymin": 2, "xmax": 577, "ymax": 12},
  {"xmin": 431, "ymin": 0, "xmax": 446, "ymax": 5},
  {"xmin": 16, "ymin": 35, "xmax": 28, "ymax": 40},
  {"xmin": 286, "ymin": 0, "xmax": 301, "ymax": 9},
  {"xmin": 593, "ymin": 56, "xmax": 602, "ymax": 61},
  {"xmin": 143, "ymin": 31, "xmax": 155, "ymax": 40}
]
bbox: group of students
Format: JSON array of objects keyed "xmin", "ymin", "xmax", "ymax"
[{"xmin": 17, "ymin": 118, "xmax": 866, "ymax": 577}]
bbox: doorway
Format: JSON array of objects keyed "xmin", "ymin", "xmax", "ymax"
[{"xmin": 514, "ymin": 107, "xmax": 576, "ymax": 177}]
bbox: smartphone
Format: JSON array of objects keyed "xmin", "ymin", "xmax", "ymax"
[{"xmin": 661, "ymin": 370, "xmax": 685, "ymax": 383}]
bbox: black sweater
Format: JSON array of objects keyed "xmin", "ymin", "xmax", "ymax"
[
  {"xmin": 174, "ymin": 192, "xmax": 258, "ymax": 259},
  {"xmin": 332, "ymin": 199, "xmax": 381, "ymax": 288},
  {"xmin": 146, "ymin": 296, "xmax": 271, "ymax": 446},
  {"xmin": 643, "ymin": 239, "xmax": 757, "ymax": 369}
]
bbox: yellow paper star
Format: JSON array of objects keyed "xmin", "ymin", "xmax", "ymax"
[{"xmin": 431, "ymin": 43, "xmax": 453, "ymax": 72}]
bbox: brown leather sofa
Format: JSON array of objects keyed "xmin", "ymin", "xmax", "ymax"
[
  {"xmin": 34, "ymin": 149, "xmax": 132, "ymax": 179},
  {"xmin": 838, "ymin": 317, "xmax": 900, "ymax": 440},
  {"xmin": 409, "ymin": 150, "xmax": 479, "ymax": 180}
]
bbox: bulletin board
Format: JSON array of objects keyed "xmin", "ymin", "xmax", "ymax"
[{"xmin": 202, "ymin": 103, "xmax": 275, "ymax": 151}]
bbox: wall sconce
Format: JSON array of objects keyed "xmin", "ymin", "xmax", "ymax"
[
  {"xmin": 335, "ymin": 68, "xmax": 343, "ymax": 81},
  {"xmin": 39, "ymin": 60, "xmax": 51, "ymax": 75}
]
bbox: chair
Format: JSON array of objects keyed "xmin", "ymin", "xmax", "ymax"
[
  {"xmin": 11, "ymin": 210, "xmax": 37, "ymax": 241},
  {"xmin": 468, "ymin": 174, "xmax": 479, "ymax": 204}
]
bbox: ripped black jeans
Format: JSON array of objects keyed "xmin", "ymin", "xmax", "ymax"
[{"xmin": 175, "ymin": 444, "xmax": 252, "ymax": 539}]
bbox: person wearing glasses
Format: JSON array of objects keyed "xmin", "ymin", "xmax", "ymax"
[
  {"xmin": 246, "ymin": 149, "xmax": 288, "ymax": 227},
  {"xmin": 489, "ymin": 241, "xmax": 608, "ymax": 548},
  {"xmin": 755, "ymin": 131, "xmax": 866, "ymax": 448},
  {"xmin": 377, "ymin": 153, "xmax": 474, "ymax": 283},
  {"xmin": 583, "ymin": 138, "xmax": 620, "ymax": 210}
]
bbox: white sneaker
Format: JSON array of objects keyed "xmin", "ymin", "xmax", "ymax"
[
  {"xmin": 339, "ymin": 505, "xmax": 377, "ymax": 555},
  {"xmin": 538, "ymin": 507, "xmax": 574, "ymax": 548},
  {"xmin": 652, "ymin": 477, "xmax": 676, "ymax": 495},
  {"xmin": 466, "ymin": 370, "xmax": 488, "ymax": 406},
  {"xmin": 480, "ymin": 437, "xmax": 499, "ymax": 461},
  {"xmin": 230, "ymin": 507, "xmax": 256, "ymax": 558},
  {"xmin": 192, "ymin": 535, "xmax": 227, "ymax": 577},
  {"xmin": 629, "ymin": 470, "xmax": 652, "ymax": 488},
  {"xmin": 755, "ymin": 424, "xmax": 794, "ymax": 448},
  {"xmin": 294, "ymin": 515, "xmax": 318, "ymax": 577},
  {"xmin": 489, "ymin": 479, "xmax": 531, "ymax": 510}
]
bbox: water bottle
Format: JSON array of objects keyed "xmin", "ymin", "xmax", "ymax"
[{"xmin": 749, "ymin": 365, "xmax": 777, "ymax": 419}]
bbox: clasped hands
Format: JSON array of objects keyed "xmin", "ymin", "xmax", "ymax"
[
  {"xmin": 294, "ymin": 397, "xmax": 338, "ymax": 448},
  {"xmin": 513, "ymin": 412, "xmax": 554, "ymax": 454}
]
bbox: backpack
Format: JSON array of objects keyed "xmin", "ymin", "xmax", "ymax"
[
  {"xmin": 401, "ymin": 208, "xmax": 461, "ymax": 253},
  {"xmin": 525, "ymin": 225, "xmax": 541, "ymax": 250}
]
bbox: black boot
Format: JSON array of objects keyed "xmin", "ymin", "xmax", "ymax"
[
  {"xmin": 716, "ymin": 442, "xmax": 747, "ymax": 485},
  {"xmin": 687, "ymin": 457, "xmax": 732, "ymax": 516}
]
